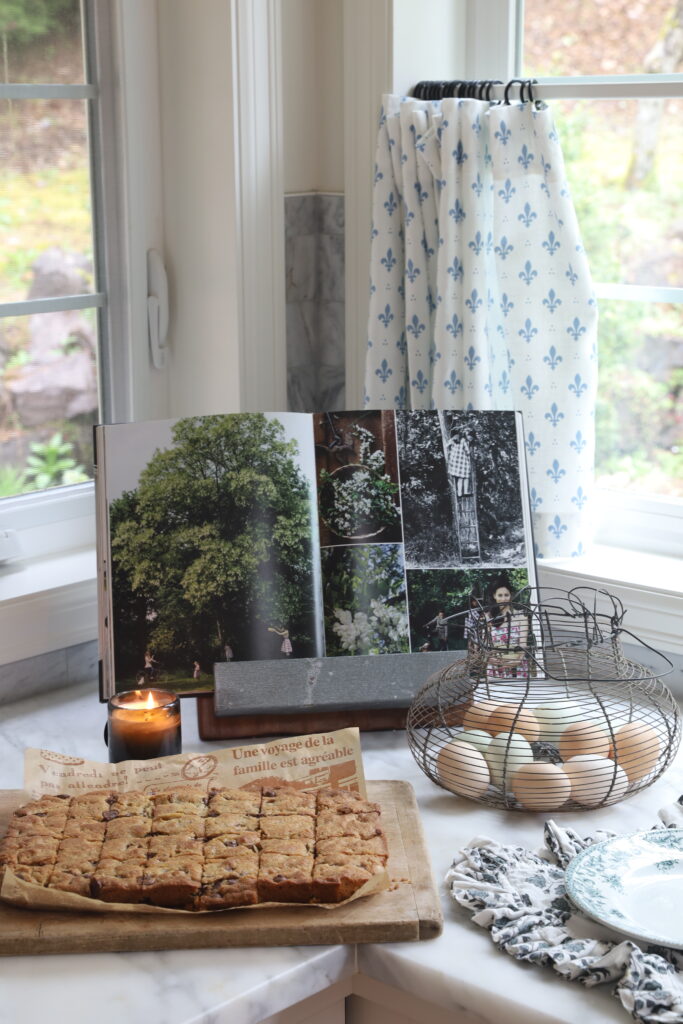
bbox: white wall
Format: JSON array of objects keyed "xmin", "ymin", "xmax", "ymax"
[
  {"xmin": 157, "ymin": 0, "xmax": 242, "ymax": 416},
  {"xmin": 282, "ymin": 0, "xmax": 344, "ymax": 194},
  {"xmin": 391, "ymin": 0, "xmax": 466, "ymax": 95}
]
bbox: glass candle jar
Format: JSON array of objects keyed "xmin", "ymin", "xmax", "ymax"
[{"xmin": 107, "ymin": 689, "xmax": 181, "ymax": 763}]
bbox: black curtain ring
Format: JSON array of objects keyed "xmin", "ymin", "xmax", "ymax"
[
  {"xmin": 413, "ymin": 81, "xmax": 425, "ymax": 98},
  {"xmin": 468, "ymin": 81, "xmax": 479, "ymax": 98},
  {"xmin": 519, "ymin": 80, "xmax": 528, "ymax": 104},
  {"xmin": 504, "ymin": 78, "xmax": 524, "ymax": 105},
  {"xmin": 447, "ymin": 80, "xmax": 461, "ymax": 98},
  {"xmin": 527, "ymin": 78, "xmax": 538, "ymax": 105},
  {"xmin": 477, "ymin": 80, "xmax": 488, "ymax": 101}
]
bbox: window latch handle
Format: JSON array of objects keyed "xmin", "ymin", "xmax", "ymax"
[{"xmin": 147, "ymin": 249, "xmax": 169, "ymax": 370}]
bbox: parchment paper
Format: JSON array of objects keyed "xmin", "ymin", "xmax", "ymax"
[{"xmin": 1, "ymin": 728, "xmax": 390, "ymax": 913}]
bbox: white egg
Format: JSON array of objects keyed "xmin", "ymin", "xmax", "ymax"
[
  {"xmin": 533, "ymin": 700, "xmax": 583, "ymax": 743},
  {"xmin": 456, "ymin": 729, "xmax": 493, "ymax": 756},
  {"xmin": 511, "ymin": 762, "xmax": 571, "ymax": 811},
  {"xmin": 435, "ymin": 740, "xmax": 490, "ymax": 800},
  {"xmin": 563, "ymin": 755, "xmax": 629, "ymax": 807},
  {"xmin": 485, "ymin": 732, "xmax": 534, "ymax": 789}
]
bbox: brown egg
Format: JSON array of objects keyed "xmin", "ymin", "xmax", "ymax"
[
  {"xmin": 436, "ymin": 740, "xmax": 490, "ymax": 800},
  {"xmin": 511, "ymin": 762, "xmax": 571, "ymax": 811},
  {"xmin": 609, "ymin": 722, "xmax": 662, "ymax": 783},
  {"xmin": 461, "ymin": 700, "xmax": 500, "ymax": 733},
  {"xmin": 558, "ymin": 722, "xmax": 610, "ymax": 761},
  {"xmin": 486, "ymin": 703, "xmax": 540, "ymax": 743}
]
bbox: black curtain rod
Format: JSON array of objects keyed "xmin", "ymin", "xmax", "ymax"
[{"xmin": 412, "ymin": 78, "xmax": 539, "ymax": 104}]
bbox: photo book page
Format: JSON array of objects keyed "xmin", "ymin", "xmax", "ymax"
[{"xmin": 95, "ymin": 409, "xmax": 537, "ymax": 706}]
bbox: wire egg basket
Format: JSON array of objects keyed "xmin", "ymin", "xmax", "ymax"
[{"xmin": 406, "ymin": 588, "xmax": 679, "ymax": 812}]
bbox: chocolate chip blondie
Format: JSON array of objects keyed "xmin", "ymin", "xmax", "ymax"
[{"xmin": 0, "ymin": 785, "xmax": 388, "ymax": 910}]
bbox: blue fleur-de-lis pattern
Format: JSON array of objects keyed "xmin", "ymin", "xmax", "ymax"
[{"xmin": 365, "ymin": 95, "xmax": 598, "ymax": 557}]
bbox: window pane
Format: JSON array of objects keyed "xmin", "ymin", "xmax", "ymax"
[
  {"xmin": 554, "ymin": 98, "xmax": 683, "ymax": 287},
  {"xmin": 0, "ymin": 310, "xmax": 97, "ymax": 497},
  {"xmin": 0, "ymin": 100, "xmax": 94, "ymax": 303},
  {"xmin": 0, "ymin": 0, "xmax": 84, "ymax": 84},
  {"xmin": 596, "ymin": 299, "xmax": 682, "ymax": 498},
  {"xmin": 524, "ymin": 0, "xmax": 681, "ymax": 77}
]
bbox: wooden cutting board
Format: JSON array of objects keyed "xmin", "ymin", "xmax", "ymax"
[{"xmin": 0, "ymin": 780, "xmax": 442, "ymax": 956}]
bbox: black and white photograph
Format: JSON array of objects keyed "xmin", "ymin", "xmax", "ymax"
[
  {"xmin": 396, "ymin": 410, "xmax": 530, "ymax": 569},
  {"xmin": 406, "ymin": 567, "xmax": 531, "ymax": 654}
]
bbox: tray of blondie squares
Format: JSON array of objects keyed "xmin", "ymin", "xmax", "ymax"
[
  {"xmin": 0, "ymin": 732, "xmax": 442, "ymax": 954},
  {"xmin": 1, "ymin": 784, "xmax": 391, "ymax": 911}
]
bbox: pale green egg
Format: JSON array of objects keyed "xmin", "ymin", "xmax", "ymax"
[
  {"xmin": 533, "ymin": 700, "xmax": 583, "ymax": 744},
  {"xmin": 485, "ymin": 731, "xmax": 533, "ymax": 789},
  {"xmin": 456, "ymin": 729, "xmax": 493, "ymax": 756}
]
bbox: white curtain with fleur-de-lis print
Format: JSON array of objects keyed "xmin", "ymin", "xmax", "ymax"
[{"xmin": 365, "ymin": 95, "xmax": 598, "ymax": 559}]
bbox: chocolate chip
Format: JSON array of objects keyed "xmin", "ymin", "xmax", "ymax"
[{"xmin": 102, "ymin": 810, "xmax": 119, "ymax": 821}]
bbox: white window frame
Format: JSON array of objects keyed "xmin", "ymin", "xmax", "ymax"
[
  {"xmin": 0, "ymin": 0, "xmax": 154, "ymax": 667},
  {"xmin": 0, "ymin": 0, "xmax": 131, "ymax": 560}
]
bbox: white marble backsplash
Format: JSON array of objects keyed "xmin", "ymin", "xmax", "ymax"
[
  {"xmin": 286, "ymin": 193, "xmax": 345, "ymax": 413},
  {"xmin": 0, "ymin": 639, "xmax": 97, "ymax": 707}
]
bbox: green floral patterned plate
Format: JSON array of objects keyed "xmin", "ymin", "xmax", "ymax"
[{"xmin": 565, "ymin": 829, "xmax": 683, "ymax": 949}]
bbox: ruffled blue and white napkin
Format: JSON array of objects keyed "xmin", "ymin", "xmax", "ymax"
[{"xmin": 446, "ymin": 797, "xmax": 683, "ymax": 1023}]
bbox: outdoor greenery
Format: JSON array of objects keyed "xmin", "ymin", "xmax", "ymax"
[
  {"xmin": 321, "ymin": 544, "xmax": 409, "ymax": 656},
  {"xmin": 0, "ymin": 432, "xmax": 88, "ymax": 495},
  {"xmin": 524, "ymin": 0, "xmax": 682, "ymax": 495},
  {"xmin": 109, "ymin": 415, "xmax": 318, "ymax": 685},
  {"xmin": 406, "ymin": 568, "xmax": 530, "ymax": 652},
  {"xmin": 554, "ymin": 101, "xmax": 683, "ymax": 495},
  {"xmin": 0, "ymin": 0, "xmax": 79, "ymax": 45}
]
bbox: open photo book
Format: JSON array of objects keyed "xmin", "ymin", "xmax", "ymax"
[{"xmin": 95, "ymin": 409, "xmax": 537, "ymax": 705}]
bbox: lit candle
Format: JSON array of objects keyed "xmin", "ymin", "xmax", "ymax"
[{"xmin": 107, "ymin": 689, "xmax": 181, "ymax": 763}]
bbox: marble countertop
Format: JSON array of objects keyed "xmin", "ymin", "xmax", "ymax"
[{"xmin": 1, "ymin": 682, "xmax": 682, "ymax": 1024}]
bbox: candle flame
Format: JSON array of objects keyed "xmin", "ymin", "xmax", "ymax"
[{"xmin": 146, "ymin": 690, "xmax": 155, "ymax": 709}]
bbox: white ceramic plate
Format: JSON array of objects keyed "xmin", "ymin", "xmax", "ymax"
[{"xmin": 565, "ymin": 829, "xmax": 683, "ymax": 949}]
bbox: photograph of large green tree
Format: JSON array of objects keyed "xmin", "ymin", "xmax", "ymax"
[{"xmin": 108, "ymin": 414, "xmax": 321, "ymax": 693}]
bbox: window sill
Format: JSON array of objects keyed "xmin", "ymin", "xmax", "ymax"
[
  {"xmin": 538, "ymin": 545, "xmax": 683, "ymax": 658},
  {"xmin": 0, "ymin": 547, "xmax": 97, "ymax": 667}
]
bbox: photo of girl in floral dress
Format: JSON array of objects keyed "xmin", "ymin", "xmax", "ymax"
[{"xmin": 484, "ymin": 577, "xmax": 530, "ymax": 680}]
